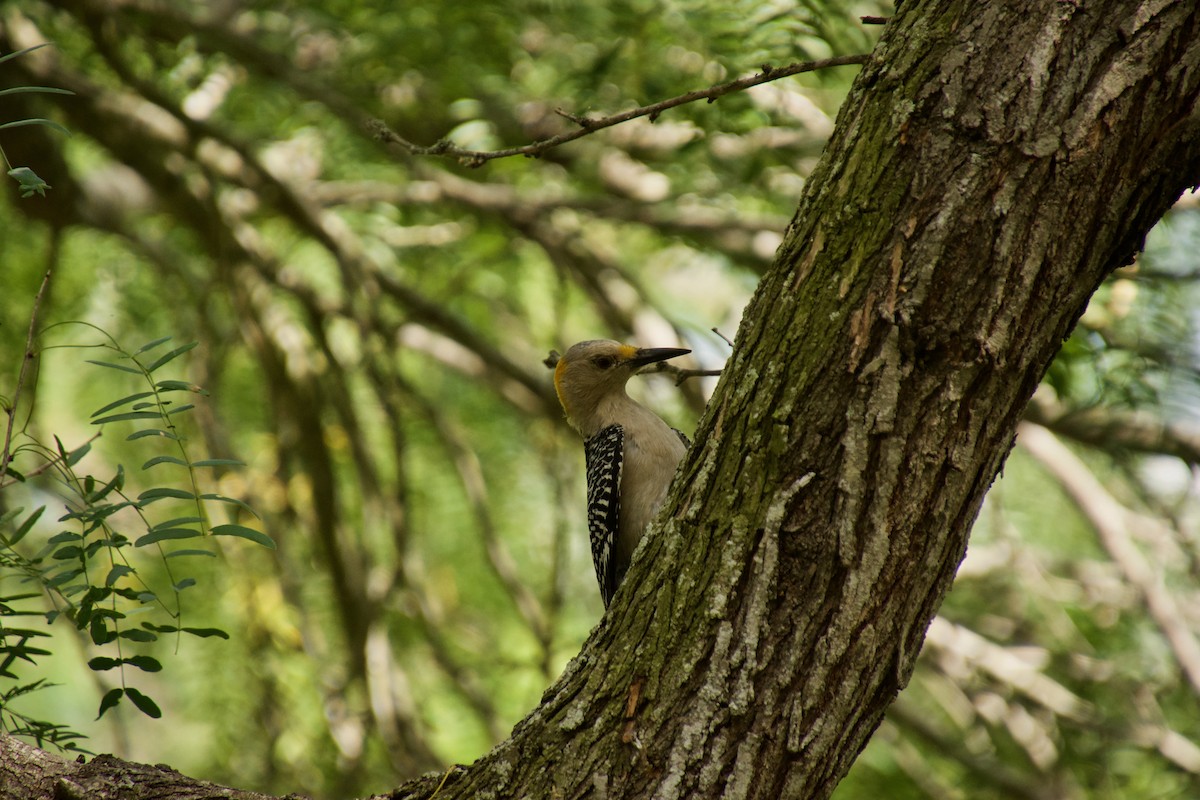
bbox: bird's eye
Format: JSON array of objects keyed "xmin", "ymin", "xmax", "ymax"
[{"xmin": 594, "ymin": 356, "xmax": 616, "ymax": 370}]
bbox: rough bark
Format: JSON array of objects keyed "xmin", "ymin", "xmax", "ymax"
[
  {"xmin": 3, "ymin": 0, "xmax": 1199, "ymax": 799},
  {"xmin": 400, "ymin": 2, "xmax": 1200, "ymax": 799},
  {"xmin": 0, "ymin": 734, "xmax": 279, "ymax": 800}
]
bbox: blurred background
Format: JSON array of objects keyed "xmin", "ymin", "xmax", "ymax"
[{"xmin": 2, "ymin": 2, "xmax": 1199, "ymax": 798}]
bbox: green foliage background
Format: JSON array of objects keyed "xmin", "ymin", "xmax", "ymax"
[{"xmin": 2, "ymin": 1, "xmax": 1200, "ymax": 798}]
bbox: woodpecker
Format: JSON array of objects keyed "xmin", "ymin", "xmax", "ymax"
[{"xmin": 554, "ymin": 340, "xmax": 691, "ymax": 608}]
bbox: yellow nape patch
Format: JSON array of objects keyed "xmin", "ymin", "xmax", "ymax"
[{"xmin": 618, "ymin": 344, "xmax": 638, "ymax": 360}]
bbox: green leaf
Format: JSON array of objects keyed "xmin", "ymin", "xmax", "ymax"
[
  {"xmin": 51, "ymin": 545, "xmax": 82, "ymax": 560},
  {"xmin": 61, "ymin": 500, "xmax": 135, "ymax": 524},
  {"xmin": 125, "ymin": 655, "xmax": 162, "ymax": 672},
  {"xmin": 0, "ymin": 116, "xmax": 65, "ymax": 132},
  {"xmin": 0, "ymin": 591, "xmax": 42, "ymax": 604},
  {"xmin": 109, "ymin": 587, "xmax": 142, "ymax": 603},
  {"xmin": 144, "ymin": 341, "xmax": 198, "ymax": 374},
  {"xmin": 1, "ymin": 640, "xmax": 51, "ymax": 663},
  {"xmin": 200, "ymin": 494, "xmax": 258, "ymax": 518},
  {"xmin": 9, "ymin": 505, "xmax": 45, "ymax": 545},
  {"xmin": 192, "ymin": 458, "xmax": 245, "ymax": 468},
  {"xmin": 0, "ymin": 86, "xmax": 75, "ymax": 98},
  {"xmin": 142, "ymin": 455, "xmax": 188, "ymax": 469},
  {"xmin": 0, "ymin": 626, "xmax": 49, "ymax": 639},
  {"xmin": 85, "ymin": 359, "xmax": 142, "ymax": 376},
  {"xmin": 118, "ymin": 629, "xmax": 157, "ymax": 643},
  {"xmin": 6, "ymin": 165, "xmax": 53, "ymax": 197},
  {"xmin": 164, "ymin": 549, "xmax": 216, "ymax": 559},
  {"xmin": 91, "ymin": 392, "xmax": 155, "ymax": 418},
  {"xmin": 152, "ymin": 516, "xmax": 204, "ymax": 529},
  {"xmin": 0, "ymin": 44, "xmax": 52, "ymax": 66},
  {"xmin": 86, "ymin": 466, "xmax": 125, "ymax": 503},
  {"xmin": 137, "ymin": 487, "xmax": 195, "ymax": 504},
  {"xmin": 182, "ymin": 627, "xmax": 230, "ymax": 639},
  {"xmin": 96, "ymin": 688, "xmax": 123, "ymax": 719},
  {"xmin": 87, "ymin": 657, "xmax": 121, "ymax": 671},
  {"xmin": 173, "ymin": 578, "xmax": 196, "ymax": 591},
  {"xmin": 90, "ymin": 607, "xmax": 125, "ymax": 621},
  {"xmin": 47, "ymin": 531, "xmax": 82, "ymax": 545},
  {"xmin": 126, "ymin": 429, "xmax": 180, "ymax": 442},
  {"xmin": 124, "ymin": 687, "xmax": 161, "ymax": 719},
  {"xmin": 77, "ymin": 587, "xmax": 107, "ymax": 612},
  {"xmin": 100, "ymin": 531, "xmax": 132, "ymax": 547},
  {"xmin": 155, "ymin": 380, "xmax": 208, "ymax": 395},
  {"xmin": 134, "ymin": 527, "xmax": 201, "ymax": 546},
  {"xmin": 104, "ymin": 565, "xmax": 135, "ymax": 586},
  {"xmin": 47, "ymin": 568, "xmax": 83, "ymax": 588},
  {"xmin": 211, "ymin": 523, "xmax": 275, "ymax": 549},
  {"xmin": 64, "ymin": 440, "xmax": 92, "ymax": 467},
  {"xmin": 0, "ymin": 507, "xmax": 24, "ymax": 527},
  {"xmin": 92, "ymin": 411, "xmax": 162, "ymax": 425},
  {"xmin": 167, "ymin": 404, "xmax": 195, "ymax": 416},
  {"xmin": 89, "ymin": 618, "xmax": 114, "ymax": 645},
  {"xmin": 134, "ymin": 336, "xmax": 172, "ymax": 355}
]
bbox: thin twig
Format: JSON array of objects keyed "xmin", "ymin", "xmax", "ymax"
[
  {"xmin": 0, "ymin": 432, "xmax": 102, "ymax": 491},
  {"xmin": 711, "ymin": 327, "xmax": 735, "ymax": 348},
  {"xmin": 1, "ymin": 268, "xmax": 53, "ymax": 483},
  {"xmin": 672, "ymin": 368, "xmax": 724, "ymax": 385},
  {"xmin": 372, "ymin": 54, "xmax": 871, "ymax": 167}
]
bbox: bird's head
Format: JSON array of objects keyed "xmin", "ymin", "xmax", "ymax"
[{"xmin": 553, "ymin": 339, "xmax": 690, "ymax": 434}]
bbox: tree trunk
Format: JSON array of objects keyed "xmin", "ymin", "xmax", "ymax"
[
  {"xmin": 4, "ymin": 1, "xmax": 1199, "ymax": 799},
  {"xmin": 400, "ymin": 2, "xmax": 1200, "ymax": 799}
]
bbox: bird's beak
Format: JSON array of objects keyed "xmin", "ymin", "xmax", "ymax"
[{"xmin": 627, "ymin": 347, "xmax": 691, "ymax": 369}]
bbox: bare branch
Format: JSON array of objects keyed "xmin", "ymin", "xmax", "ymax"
[
  {"xmin": 924, "ymin": 616, "xmax": 1094, "ymax": 722},
  {"xmin": 370, "ymin": 54, "xmax": 871, "ymax": 167},
  {"xmin": 1020, "ymin": 423, "xmax": 1200, "ymax": 696},
  {"xmin": 1024, "ymin": 391, "xmax": 1200, "ymax": 465},
  {"xmin": 887, "ymin": 703, "xmax": 1057, "ymax": 800},
  {"xmin": 672, "ymin": 367, "xmax": 724, "ymax": 385},
  {"xmin": 1, "ymin": 265, "xmax": 53, "ymax": 484}
]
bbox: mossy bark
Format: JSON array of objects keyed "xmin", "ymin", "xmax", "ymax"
[{"xmin": 417, "ymin": 2, "xmax": 1200, "ymax": 799}]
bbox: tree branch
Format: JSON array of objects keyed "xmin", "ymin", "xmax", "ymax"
[
  {"xmin": 0, "ymin": 265, "xmax": 52, "ymax": 484},
  {"xmin": 0, "ymin": 734, "xmax": 280, "ymax": 800},
  {"xmin": 1025, "ymin": 390, "xmax": 1200, "ymax": 465},
  {"xmin": 1020, "ymin": 423, "xmax": 1200, "ymax": 696},
  {"xmin": 370, "ymin": 55, "xmax": 871, "ymax": 167}
]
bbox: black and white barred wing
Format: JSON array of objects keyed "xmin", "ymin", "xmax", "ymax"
[{"xmin": 584, "ymin": 424, "xmax": 624, "ymax": 608}]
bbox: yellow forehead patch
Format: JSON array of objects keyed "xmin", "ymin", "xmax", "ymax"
[{"xmin": 618, "ymin": 344, "xmax": 638, "ymax": 359}]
